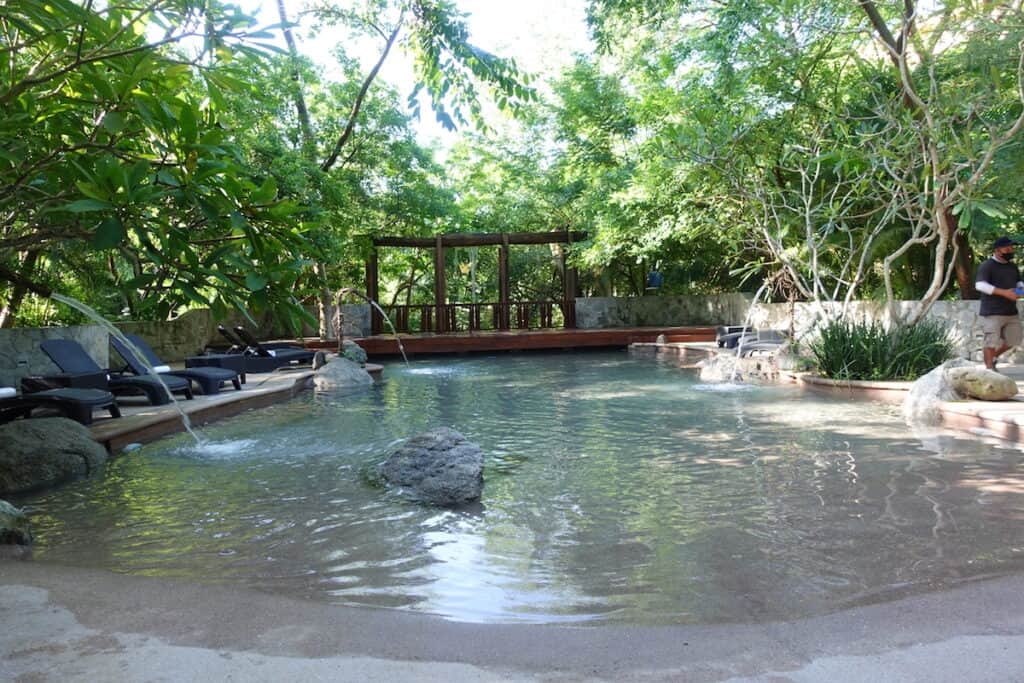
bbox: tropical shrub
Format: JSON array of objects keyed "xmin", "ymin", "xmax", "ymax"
[{"xmin": 808, "ymin": 318, "xmax": 955, "ymax": 381}]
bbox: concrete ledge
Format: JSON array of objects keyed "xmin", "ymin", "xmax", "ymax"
[
  {"xmin": 89, "ymin": 371, "xmax": 316, "ymax": 453},
  {"xmin": 797, "ymin": 373, "xmax": 913, "ymax": 403},
  {"xmin": 86, "ymin": 362, "xmax": 385, "ymax": 453}
]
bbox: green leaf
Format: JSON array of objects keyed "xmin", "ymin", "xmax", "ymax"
[
  {"xmin": 245, "ymin": 273, "xmax": 268, "ymax": 291},
  {"xmin": 252, "ymin": 177, "xmax": 277, "ymax": 204},
  {"xmin": 92, "ymin": 216, "xmax": 126, "ymax": 249},
  {"xmin": 101, "ymin": 111, "xmax": 125, "ymax": 133},
  {"xmin": 65, "ymin": 199, "xmax": 115, "ymax": 212}
]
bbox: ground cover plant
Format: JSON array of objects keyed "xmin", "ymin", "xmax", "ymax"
[{"xmin": 807, "ymin": 317, "xmax": 955, "ymax": 381}]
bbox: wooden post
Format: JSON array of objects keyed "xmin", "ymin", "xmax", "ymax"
[
  {"xmin": 434, "ymin": 236, "xmax": 446, "ymax": 333},
  {"xmin": 498, "ymin": 234, "xmax": 510, "ymax": 330},
  {"xmin": 366, "ymin": 250, "xmax": 381, "ymax": 335},
  {"xmin": 564, "ymin": 264, "xmax": 578, "ymax": 329}
]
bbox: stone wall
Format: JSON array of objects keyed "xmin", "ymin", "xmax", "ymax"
[
  {"xmin": 575, "ymin": 294, "xmax": 1006, "ymax": 363},
  {"xmin": 575, "ymin": 293, "xmax": 752, "ymax": 329},
  {"xmin": 299, "ymin": 304, "xmax": 371, "ymax": 339},
  {"xmin": 0, "ymin": 296, "xmax": 1007, "ymax": 389},
  {"xmin": 0, "ymin": 325, "xmax": 108, "ymax": 389},
  {"xmin": 745, "ymin": 299, "xmax": 1003, "ymax": 363},
  {"xmin": 116, "ymin": 309, "xmax": 219, "ymax": 363}
]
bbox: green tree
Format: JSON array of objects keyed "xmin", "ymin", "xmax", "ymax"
[{"xmin": 0, "ymin": 0, "xmax": 314, "ymax": 330}]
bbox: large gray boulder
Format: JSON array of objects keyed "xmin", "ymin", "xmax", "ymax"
[
  {"xmin": 945, "ymin": 365, "xmax": 1018, "ymax": 401},
  {"xmin": 313, "ymin": 356, "xmax": 373, "ymax": 391},
  {"xmin": 378, "ymin": 427, "xmax": 484, "ymax": 507},
  {"xmin": 904, "ymin": 359, "xmax": 973, "ymax": 425},
  {"xmin": 0, "ymin": 500, "xmax": 33, "ymax": 545},
  {"xmin": 0, "ymin": 418, "xmax": 108, "ymax": 494}
]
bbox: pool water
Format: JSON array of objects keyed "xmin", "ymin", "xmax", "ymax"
[{"xmin": 13, "ymin": 351, "xmax": 1024, "ymax": 624}]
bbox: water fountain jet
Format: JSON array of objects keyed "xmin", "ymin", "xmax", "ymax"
[
  {"xmin": 334, "ymin": 288, "xmax": 409, "ymax": 366},
  {"xmin": 50, "ymin": 293, "xmax": 204, "ymax": 445}
]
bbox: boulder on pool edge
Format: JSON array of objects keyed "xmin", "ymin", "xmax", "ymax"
[
  {"xmin": 0, "ymin": 500, "xmax": 33, "ymax": 545},
  {"xmin": 944, "ymin": 365, "xmax": 1018, "ymax": 401},
  {"xmin": 378, "ymin": 427, "xmax": 484, "ymax": 507},
  {"xmin": 313, "ymin": 356, "xmax": 373, "ymax": 391},
  {"xmin": 0, "ymin": 417, "xmax": 109, "ymax": 495}
]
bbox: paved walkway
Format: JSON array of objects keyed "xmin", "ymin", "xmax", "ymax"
[{"xmin": 2, "ymin": 560, "xmax": 1024, "ymax": 681}]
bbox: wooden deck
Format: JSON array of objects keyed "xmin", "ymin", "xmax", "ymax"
[{"xmin": 310, "ymin": 326, "xmax": 716, "ymax": 357}]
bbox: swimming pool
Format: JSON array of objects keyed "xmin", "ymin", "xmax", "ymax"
[{"xmin": 13, "ymin": 351, "xmax": 1024, "ymax": 624}]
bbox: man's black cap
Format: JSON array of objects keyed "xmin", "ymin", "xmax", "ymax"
[{"xmin": 992, "ymin": 236, "xmax": 1019, "ymax": 249}]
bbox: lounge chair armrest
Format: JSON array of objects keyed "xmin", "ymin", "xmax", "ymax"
[{"xmin": 30, "ymin": 371, "xmax": 108, "ymax": 390}]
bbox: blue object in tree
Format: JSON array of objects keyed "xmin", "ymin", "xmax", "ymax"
[{"xmin": 646, "ymin": 270, "xmax": 663, "ymax": 290}]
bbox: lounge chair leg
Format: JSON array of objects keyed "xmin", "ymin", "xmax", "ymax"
[
  {"xmin": 231, "ymin": 377, "xmax": 241, "ymax": 391},
  {"xmin": 108, "ymin": 403, "xmax": 121, "ymax": 419}
]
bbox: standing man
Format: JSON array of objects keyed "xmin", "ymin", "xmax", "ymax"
[{"xmin": 975, "ymin": 236, "xmax": 1024, "ymax": 371}]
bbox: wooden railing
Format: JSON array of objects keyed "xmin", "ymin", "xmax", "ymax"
[{"xmin": 382, "ymin": 300, "xmax": 575, "ymax": 333}]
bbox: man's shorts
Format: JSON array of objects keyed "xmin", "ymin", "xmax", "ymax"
[{"xmin": 981, "ymin": 315, "xmax": 1022, "ymax": 349}]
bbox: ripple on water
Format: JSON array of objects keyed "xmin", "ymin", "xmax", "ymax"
[{"xmin": 14, "ymin": 350, "xmax": 1024, "ymax": 625}]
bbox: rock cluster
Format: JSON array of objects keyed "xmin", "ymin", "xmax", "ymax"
[
  {"xmin": 378, "ymin": 427, "xmax": 483, "ymax": 507},
  {"xmin": 698, "ymin": 352, "xmax": 780, "ymax": 383},
  {"xmin": 0, "ymin": 417, "xmax": 108, "ymax": 495}
]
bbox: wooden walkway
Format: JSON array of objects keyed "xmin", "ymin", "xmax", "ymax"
[{"xmin": 311, "ymin": 326, "xmax": 716, "ymax": 357}]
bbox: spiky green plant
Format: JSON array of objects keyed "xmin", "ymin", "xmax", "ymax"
[{"xmin": 808, "ymin": 317, "xmax": 955, "ymax": 381}]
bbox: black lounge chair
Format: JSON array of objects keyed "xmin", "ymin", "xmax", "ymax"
[
  {"xmin": 231, "ymin": 326, "xmax": 316, "ymax": 372},
  {"xmin": 724, "ymin": 330, "xmax": 789, "ymax": 357},
  {"xmin": 0, "ymin": 386, "xmax": 120, "ymax": 426},
  {"xmin": 111, "ymin": 333, "xmax": 242, "ymax": 395},
  {"xmin": 217, "ymin": 325, "xmax": 247, "ymax": 354},
  {"xmin": 232, "ymin": 326, "xmax": 315, "ymax": 360},
  {"xmin": 40, "ymin": 339, "xmax": 193, "ymax": 406}
]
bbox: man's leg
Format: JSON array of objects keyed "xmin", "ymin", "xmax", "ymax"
[{"xmin": 997, "ymin": 318, "xmax": 1023, "ymax": 368}]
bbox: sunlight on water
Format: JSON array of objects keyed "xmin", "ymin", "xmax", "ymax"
[
  {"xmin": 14, "ymin": 351, "xmax": 1024, "ymax": 626},
  {"xmin": 691, "ymin": 382, "xmax": 757, "ymax": 392}
]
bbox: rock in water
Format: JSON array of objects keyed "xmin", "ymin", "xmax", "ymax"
[
  {"xmin": 903, "ymin": 359, "xmax": 973, "ymax": 425},
  {"xmin": 945, "ymin": 365, "xmax": 1018, "ymax": 401},
  {"xmin": 378, "ymin": 427, "xmax": 483, "ymax": 507},
  {"xmin": 341, "ymin": 339, "xmax": 368, "ymax": 365},
  {"xmin": 313, "ymin": 357, "xmax": 373, "ymax": 391},
  {"xmin": 0, "ymin": 500, "xmax": 33, "ymax": 545},
  {"xmin": 0, "ymin": 417, "xmax": 108, "ymax": 495}
]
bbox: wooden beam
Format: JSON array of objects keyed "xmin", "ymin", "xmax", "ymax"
[{"xmin": 373, "ymin": 231, "xmax": 588, "ymax": 248}]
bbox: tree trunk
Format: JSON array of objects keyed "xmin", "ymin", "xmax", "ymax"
[
  {"xmin": 275, "ymin": 0, "xmax": 316, "ymax": 158},
  {"xmin": 0, "ymin": 250, "xmax": 41, "ymax": 328},
  {"xmin": 951, "ymin": 216, "xmax": 977, "ymax": 299}
]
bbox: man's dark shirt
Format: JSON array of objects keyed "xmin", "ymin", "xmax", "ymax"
[{"xmin": 977, "ymin": 257, "xmax": 1021, "ymax": 316}]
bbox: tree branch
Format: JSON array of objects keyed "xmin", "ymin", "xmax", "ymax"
[{"xmin": 321, "ymin": 18, "xmax": 403, "ymax": 172}]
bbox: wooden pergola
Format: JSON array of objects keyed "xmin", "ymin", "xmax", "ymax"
[{"xmin": 366, "ymin": 230, "xmax": 586, "ymax": 335}]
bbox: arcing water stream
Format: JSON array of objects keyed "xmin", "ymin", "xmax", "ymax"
[
  {"xmin": 335, "ymin": 288, "xmax": 409, "ymax": 365},
  {"xmin": 50, "ymin": 293, "xmax": 204, "ymax": 445}
]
